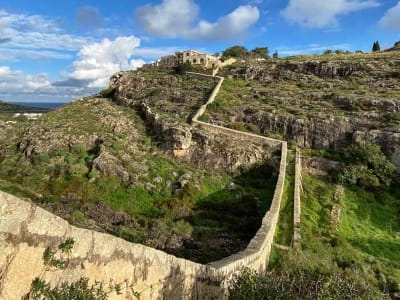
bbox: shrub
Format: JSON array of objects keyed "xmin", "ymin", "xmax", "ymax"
[
  {"xmin": 173, "ymin": 62, "xmax": 193, "ymax": 75},
  {"xmin": 100, "ymin": 87, "xmax": 116, "ymax": 98},
  {"xmin": 338, "ymin": 141, "xmax": 395, "ymax": 189},
  {"xmin": 228, "ymin": 267, "xmax": 380, "ymax": 300}
]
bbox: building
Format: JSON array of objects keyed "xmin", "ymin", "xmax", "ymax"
[{"xmin": 159, "ymin": 50, "xmax": 219, "ymax": 68}]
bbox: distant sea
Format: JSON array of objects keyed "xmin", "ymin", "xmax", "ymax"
[{"xmin": 10, "ymin": 102, "xmax": 66, "ymax": 110}]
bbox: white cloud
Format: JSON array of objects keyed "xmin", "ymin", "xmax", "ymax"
[
  {"xmin": 281, "ymin": 0, "xmax": 380, "ymax": 28},
  {"xmin": 0, "ymin": 66, "xmax": 51, "ymax": 94},
  {"xmin": 380, "ymin": 2, "xmax": 400, "ymax": 30},
  {"xmin": 186, "ymin": 6, "xmax": 260, "ymax": 40},
  {"xmin": 0, "ymin": 9, "xmax": 89, "ymax": 62},
  {"xmin": 0, "ymin": 65, "xmax": 100, "ymax": 102},
  {"xmin": 0, "ymin": 48, "xmax": 73, "ymax": 61},
  {"xmin": 63, "ymin": 36, "xmax": 145, "ymax": 88},
  {"xmin": 136, "ymin": 0, "xmax": 199, "ymax": 38},
  {"xmin": 135, "ymin": 0, "xmax": 260, "ymax": 40}
]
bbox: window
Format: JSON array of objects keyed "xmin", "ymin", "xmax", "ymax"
[
  {"xmin": 186, "ymin": 53, "xmax": 190, "ymax": 56},
  {"xmin": 200, "ymin": 58, "xmax": 204, "ymax": 64},
  {"xmin": 193, "ymin": 59, "xmax": 197, "ymax": 63}
]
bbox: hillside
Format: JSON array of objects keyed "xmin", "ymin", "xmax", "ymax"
[
  {"xmin": 0, "ymin": 72, "xmax": 279, "ymax": 263},
  {"xmin": 0, "ymin": 50, "xmax": 400, "ymax": 298},
  {"xmin": 204, "ymin": 50, "xmax": 400, "ymax": 170}
]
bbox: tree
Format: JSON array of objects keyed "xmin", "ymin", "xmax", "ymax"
[
  {"xmin": 272, "ymin": 51, "xmax": 279, "ymax": 59},
  {"xmin": 222, "ymin": 46, "xmax": 248, "ymax": 59},
  {"xmin": 338, "ymin": 141, "xmax": 395, "ymax": 190},
  {"xmin": 372, "ymin": 41, "xmax": 381, "ymax": 52},
  {"xmin": 250, "ymin": 47, "xmax": 269, "ymax": 59},
  {"xmin": 173, "ymin": 62, "xmax": 193, "ymax": 75}
]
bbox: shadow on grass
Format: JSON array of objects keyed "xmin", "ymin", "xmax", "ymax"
[{"xmin": 177, "ymin": 164, "xmax": 277, "ymax": 263}]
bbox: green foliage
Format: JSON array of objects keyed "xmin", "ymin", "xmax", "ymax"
[
  {"xmin": 99, "ymin": 87, "xmax": 116, "ymax": 98},
  {"xmin": 43, "ymin": 238, "xmax": 75, "ymax": 270},
  {"xmin": 58, "ymin": 238, "xmax": 75, "ymax": 253},
  {"xmin": 228, "ymin": 265, "xmax": 378, "ymax": 300},
  {"xmin": 29, "ymin": 278, "xmax": 108, "ymax": 300},
  {"xmin": 372, "ymin": 40, "xmax": 381, "ymax": 52},
  {"xmin": 173, "ymin": 62, "xmax": 193, "ymax": 75},
  {"xmin": 338, "ymin": 141, "xmax": 395, "ymax": 189},
  {"xmin": 71, "ymin": 210, "xmax": 85, "ymax": 223},
  {"xmin": 222, "ymin": 46, "xmax": 248, "ymax": 59},
  {"xmin": 250, "ymin": 47, "xmax": 269, "ymax": 59},
  {"xmin": 383, "ymin": 112, "xmax": 400, "ymax": 126},
  {"xmin": 111, "ymin": 140, "xmax": 124, "ymax": 150}
]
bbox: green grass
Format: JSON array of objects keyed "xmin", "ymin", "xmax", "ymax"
[
  {"xmin": 300, "ymin": 174, "xmax": 400, "ymax": 285},
  {"xmin": 274, "ymin": 152, "xmax": 295, "ymax": 246},
  {"xmin": 339, "ymin": 186, "xmax": 400, "ymax": 266}
]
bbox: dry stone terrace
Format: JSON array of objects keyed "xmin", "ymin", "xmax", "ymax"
[{"xmin": 0, "ymin": 70, "xmax": 303, "ymax": 299}]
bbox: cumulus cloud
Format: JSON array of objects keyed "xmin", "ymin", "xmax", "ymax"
[
  {"xmin": 0, "ymin": 66, "xmax": 51, "ymax": 94},
  {"xmin": 135, "ymin": 0, "xmax": 260, "ymax": 40},
  {"xmin": 76, "ymin": 6, "xmax": 104, "ymax": 29},
  {"xmin": 380, "ymin": 2, "xmax": 400, "ymax": 30},
  {"xmin": 59, "ymin": 36, "xmax": 145, "ymax": 88},
  {"xmin": 281, "ymin": 0, "xmax": 379, "ymax": 28},
  {"xmin": 0, "ymin": 65, "xmax": 101, "ymax": 102},
  {"xmin": 136, "ymin": 0, "xmax": 199, "ymax": 38},
  {"xmin": 186, "ymin": 6, "xmax": 260, "ymax": 40}
]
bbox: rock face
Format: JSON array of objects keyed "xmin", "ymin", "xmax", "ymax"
[{"xmin": 213, "ymin": 54, "xmax": 400, "ymax": 170}]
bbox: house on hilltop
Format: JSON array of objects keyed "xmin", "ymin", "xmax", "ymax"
[{"xmin": 159, "ymin": 50, "xmax": 219, "ymax": 68}]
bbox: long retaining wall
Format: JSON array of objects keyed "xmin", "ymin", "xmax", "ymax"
[
  {"xmin": 293, "ymin": 148, "xmax": 302, "ymax": 247},
  {"xmin": 0, "ymin": 72, "xmax": 287, "ymax": 300}
]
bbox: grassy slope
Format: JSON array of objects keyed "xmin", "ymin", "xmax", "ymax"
[{"xmin": 301, "ymin": 174, "xmax": 400, "ymax": 288}]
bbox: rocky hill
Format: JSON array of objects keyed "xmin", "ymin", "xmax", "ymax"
[{"xmin": 204, "ymin": 50, "xmax": 400, "ymax": 169}]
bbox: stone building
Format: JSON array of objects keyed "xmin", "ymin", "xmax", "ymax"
[{"xmin": 159, "ymin": 50, "xmax": 219, "ymax": 68}]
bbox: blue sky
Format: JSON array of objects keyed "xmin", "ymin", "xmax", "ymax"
[{"xmin": 0, "ymin": 0, "xmax": 399, "ymax": 102}]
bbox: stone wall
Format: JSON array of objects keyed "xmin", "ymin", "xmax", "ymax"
[
  {"xmin": 293, "ymin": 148, "xmax": 302, "ymax": 247},
  {"xmin": 0, "ymin": 72, "xmax": 288, "ymax": 300}
]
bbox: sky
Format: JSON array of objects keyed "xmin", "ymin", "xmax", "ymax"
[{"xmin": 0, "ymin": 0, "xmax": 399, "ymax": 103}]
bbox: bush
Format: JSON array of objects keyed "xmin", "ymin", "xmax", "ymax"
[
  {"xmin": 99, "ymin": 87, "xmax": 116, "ymax": 98},
  {"xmin": 228, "ymin": 267, "xmax": 380, "ymax": 300},
  {"xmin": 338, "ymin": 141, "xmax": 395, "ymax": 189},
  {"xmin": 173, "ymin": 62, "xmax": 193, "ymax": 75}
]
